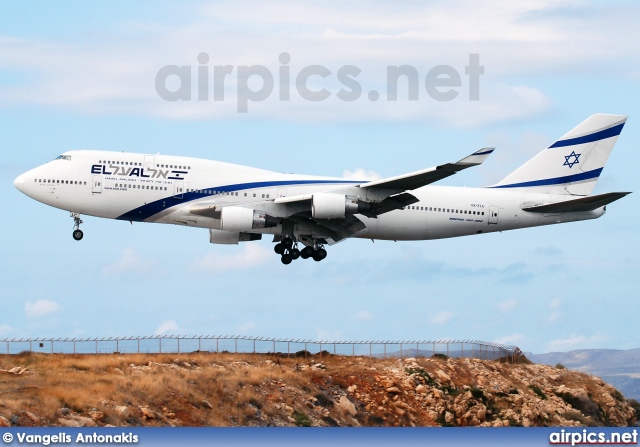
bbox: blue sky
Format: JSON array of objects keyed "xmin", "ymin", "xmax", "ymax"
[{"xmin": 1, "ymin": 1, "xmax": 639, "ymax": 353}]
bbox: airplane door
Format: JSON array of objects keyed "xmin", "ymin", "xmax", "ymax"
[
  {"xmin": 488, "ymin": 206, "xmax": 499, "ymax": 224},
  {"xmin": 174, "ymin": 181, "xmax": 184, "ymax": 199},
  {"xmin": 92, "ymin": 175, "xmax": 102, "ymax": 194},
  {"xmin": 144, "ymin": 155, "xmax": 155, "ymax": 171}
]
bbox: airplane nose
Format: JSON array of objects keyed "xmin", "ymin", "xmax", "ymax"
[{"xmin": 14, "ymin": 173, "xmax": 26, "ymax": 193}]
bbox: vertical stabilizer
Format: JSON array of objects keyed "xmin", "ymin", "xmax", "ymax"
[{"xmin": 491, "ymin": 114, "xmax": 627, "ymax": 195}]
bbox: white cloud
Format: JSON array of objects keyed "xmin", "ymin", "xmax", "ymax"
[
  {"xmin": 238, "ymin": 321, "xmax": 257, "ymax": 334},
  {"xmin": 549, "ymin": 298, "xmax": 561, "ymax": 309},
  {"xmin": 429, "ymin": 311, "xmax": 453, "ymax": 325},
  {"xmin": 102, "ymin": 248, "xmax": 155, "ymax": 276},
  {"xmin": 1, "ymin": 1, "xmax": 637, "ymax": 125},
  {"xmin": 192, "ymin": 244, "xmax": 271, "ymax": 273},
  {"xmin": 25, "ymin": 299, "xmax": 60, "ymax": 318},
  {"xmin": 316, "ymin": 328, "xmax": 343, "ymax": 341},
  {"xmin": 494, "ymin": 333, "xmax": 525, "ymax": 345},
  {"xmin": 545, "ymin": 333, "xmax": 608, "ymax": 352},
  {"xmin": 343, "ymin": 168, "xmax": 381, "ymax": 181},
  {"xmin": 498, "ymin": 299, "xmax": 517, "ymax": 313},
  {"xmin": 0, "ymin": 324, "xmax": 13, "ymax": 336},
  {"xmin": 154, "ymin": 320, "xmax": 178, "ymax": 335},
  {"xmin": 354, "ymin": 310, "xmax": 374, "ymax": 321}
]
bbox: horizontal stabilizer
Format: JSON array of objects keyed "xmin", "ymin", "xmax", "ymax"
[{"xmin": 521, "ymin": 192, "xmax": 631, "ymax": 213}]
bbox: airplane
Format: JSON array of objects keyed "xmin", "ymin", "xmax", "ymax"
[{"xmin": 14, "ymin": 113, "xmax": 630, "ymax": 264}]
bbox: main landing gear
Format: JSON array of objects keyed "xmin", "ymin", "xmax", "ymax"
[
  {"xmin": 274, "ymin": 237, "xmax": 327, "ymax": 264},
  {"xmin": 71, "ymin": 212, "xmax": 84, "ymax": 241}
]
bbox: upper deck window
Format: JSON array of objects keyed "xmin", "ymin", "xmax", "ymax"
[{"xmin": 54, "ymin": 155, "xmax": 71, "ymax": 161}]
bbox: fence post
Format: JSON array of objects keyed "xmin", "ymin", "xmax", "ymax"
[
  {"xmin": 159, "ymin": 338, "xmax": 162, "ymax": 354},
  {"xmin": 137, "ymin": 339, "xmax": 140, "ymax": 354},
  {"xmin": 287, "ymin": 341, "xmax": 290, "ymax": 358},
  {"xmin": 51, "ymin": 341, "xmax": 54, "ymax": 354},
  {"xmin": 30, "ymin": 340, "xmax": 32, "ymax": 353},
  {"xmin": 384, "ymin": 343, "xmax": 386, "ymax": 359},
  {"xmin": 352, "ymin": 343, "xmax": 354, "ymax": 357},
  {"xmin": 216, "ymin": 338, "xmax": 219, "ymax": 353},
  {"xmin": 369, "ymin": 342, "xmax": 372, "ymax": 359},
  {"xmin": 304, "ymin": 342, "xmax": 307, "ymax": 359},
  {"xmin": 400, "ymin": 343, "xmax": 403, "ymax": 358},
  {"xmin": 461, "ymin": 342, "xmax": 464, "ymax": 359},
  {"xmin": 116, "ymin": 339, "xmax": 119, "ymax": 354},
  {"xmin": 235, "ymin": 339, "xmax": 237, "ymax": 354},
  {"xmin": 178, "ymin": 338, "xmax": 180, "ymax": 355},
  {"xmin": 253, "ymin": 339, "xmax": 256, "ymax": 354},
  {"xmin": 198, "ymin": 337, "xmax": 201, "ymax": 352},
  {"xmin": 74, "ymin": 340, "xmax": 76, "ymax": 355},
  {"xmin": 447, "ymin": 342, "xmax": 449, "ymax": 358}
]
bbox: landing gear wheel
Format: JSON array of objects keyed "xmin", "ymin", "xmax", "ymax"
[
  {"xmin": 283, "ymin": 238, "xmax": 294, "ymax": 249},
  {"xmin": 274, "ymin": 243, "xmax": 284, "ymax": 255},
  {"xmin": 72, "ymin": 229, "xmax": 84, "ymax": 241},
  {"xmin": 281, "ymin": 253, "xmax": 292, "ymax": 265},
  {"xmin": 71, "ymin": 212, "xmax": 84, "ymax": 241},
  {"xmin": 300, "ymin": 246, "xmax": 313, "ymax": 259},
  {"xmin": 312, "ymin": 248, "xmax": 327, "ymax": 262},
  {"xmin": 290, "ymin": 248, "xmax": 300, "ymax": 260}
]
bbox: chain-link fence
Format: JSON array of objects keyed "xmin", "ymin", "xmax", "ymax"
[{"xmin": 0, "ymin": 335, "xmax": 522, "ymax": 362}]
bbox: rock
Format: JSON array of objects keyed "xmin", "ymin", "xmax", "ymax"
[
  {"xmin": 113, "ymin": 368, "xmax": 124, "ymax": 375},
  {"xmin": 415, "ymin": 384, "xmax": 426, "ymax": 394},
  {"xmin": 338, "ymin": 396, "xmax": 357, "ymax": 416},
  {"xmin": 347, "ymin": 385, "xmax": 357, "ymax": 393},
  {"xmin": 395, "ymin": 408, "xmax": 406, "ymax": 416},
  {"xmin": 436, "ymin": 370, "xmax": 451, "ymax": 383},
  {"xmin": 58, "ymin": 418, "xmax": 82, "ymax": 427},
  {"xmin": 8, "ymin": 367, "xmax": 23, "ymax": 374},
  {"xmin": 386, "ymin": 386, "xmax": 401, "ymax": 394},
  {"xmin": 202, "ymin": 400, "xmax": 213, "ymax": 409},
  {"xmin": 283, "ymin": 404, "xmax": 294, "ymax": 415},
  {"xmin": 140, "ymin": 407, "xmax": 157, "ymax": 420},
  {"xmin": 114, "ymin": 406, "xmax": 129, "ymax": 417},
  {"xmin": 88, "ymin": 411, "xmax": 104, "ymax": 422},
  {"xmin": 58, "ymin": 415, "xmax": 96, "ymax": 427},
  {"xmin": 444, "ymin": 411, "xmax": 454, "ymax": 424},
  {"xmin": 22, "ymin": 411, "xmax": 40, "ymax": 423},
  {"xmin": 0, "ymin": 416, "xmax": 9, "ymax": 427}
]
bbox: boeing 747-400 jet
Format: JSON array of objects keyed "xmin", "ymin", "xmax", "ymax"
[{"xmin": 14, "ymin": 114, "xmax": 630, "ymax": 264}]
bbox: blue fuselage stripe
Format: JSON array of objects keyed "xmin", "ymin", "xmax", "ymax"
[
  {"xmin": 549, "ymin": 123, "xmax": 624, "ymax": 148},
  {"xmin": 116, "ymin": 179, "xmax": 362, "ymax": 222},
  {"xmin": 491, "ymin": 168, "xmax": 603, "ymax": 189}
]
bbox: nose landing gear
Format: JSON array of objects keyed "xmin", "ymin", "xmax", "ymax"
[{"xmin": 71, "ymin": 213, "xmax": 84, "ymax": 241}]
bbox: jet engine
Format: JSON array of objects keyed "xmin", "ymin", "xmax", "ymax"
[
  {"xmin": 311, "ymin": 193, "xmax": 370, "ymax": 219},
  {"xmin": 219, "ymin": 207, "xmax": 278, "ymax": 232}
]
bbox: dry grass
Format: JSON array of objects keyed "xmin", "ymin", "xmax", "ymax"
[{"xmin": 0, "ymin": 353, "xmax": 635, "ymax": 427}]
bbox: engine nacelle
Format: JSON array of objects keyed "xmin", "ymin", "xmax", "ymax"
[
  {"xmin": 209, "ymin": 229, "xmax": 262, "ymax": 245},
  {"xmin": 312, "ymin": 193, "xmax": 370, "ymax": 219},
  {"xmin": 219, "ymin": 207, "xmax": 278, "ymax": 232}
]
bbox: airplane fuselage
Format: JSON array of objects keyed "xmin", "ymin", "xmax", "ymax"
[{"xmin": 14, "ymin": 150, "xmax": 603, "ymax": 243}]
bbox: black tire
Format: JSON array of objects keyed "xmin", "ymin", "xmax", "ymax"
[
  {"xmin": 283, "ymin": 238, "xmax": 293, "ymax": 249},
  {"xmin": 301, "ymin": 246, "xmax": 314, "ymax": 258},
  {"xmin": 274, "ymin": 243, "xmax": 284, "ymax": 255},
  {"xmin": 290, "ymin": 248, "xmax": 300, "ymax": 260},
  {"xmin": 72, "ymin": 229, "xmax": 84, "ymax": 241},
  {"xmin": 281, "ymin": 253, "xmax": 292, "ymax": 265},
  {"xmin": 313, "ymin": 248, "xmax": 327, "ymax": 262}
]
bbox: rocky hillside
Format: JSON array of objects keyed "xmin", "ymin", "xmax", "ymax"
[
  {"xmin": 529, "ymin": 349, "xmax": 640, "ymax": 402},
  {"xmin": 0, "ymin": 352, "xmax": 637, "ymax": 427}
]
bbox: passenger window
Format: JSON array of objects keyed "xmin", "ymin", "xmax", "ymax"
[
  {"xmin": 253, "ymin": 193, "xmax": 256, "ymax": 197},
  {"xmin": 244, "ymin": 193, "xmax": 247, "ymax": 196},
  {"xmin": 262, "ymin": 194, "xmax": 265, "ymax": 198}
]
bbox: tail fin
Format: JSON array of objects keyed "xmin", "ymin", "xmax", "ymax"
[{"xmin": 491, "ymin": 114, "xmax": 627, "ymax": 195}]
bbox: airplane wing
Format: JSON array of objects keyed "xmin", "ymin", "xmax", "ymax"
[
  {"xmin": 521, "ymin": 192, "xmax": 631, "ymax": 213},
  {"xmin": 360, "ymin": 147, "xmax": 494, "ymax": 191}
]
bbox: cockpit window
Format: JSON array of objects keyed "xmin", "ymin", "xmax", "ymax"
[{"xmin": 54, "ymin": 155, "xmax": 71, "ymax": 161}]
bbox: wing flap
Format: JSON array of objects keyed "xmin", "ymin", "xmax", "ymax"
[{"xmin": 521, "ymin": 192, "xmax": 630, "ymax": 213}]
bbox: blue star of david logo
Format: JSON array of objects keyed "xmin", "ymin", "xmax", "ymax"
[{"xmin": 563, "ymin": 151, "xmax": 580, "ymax": 168}]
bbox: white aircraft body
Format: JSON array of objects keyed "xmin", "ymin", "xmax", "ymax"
[{"xmin": 14, "ymin": 114, "xmax": 630, "ymax": 264}]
